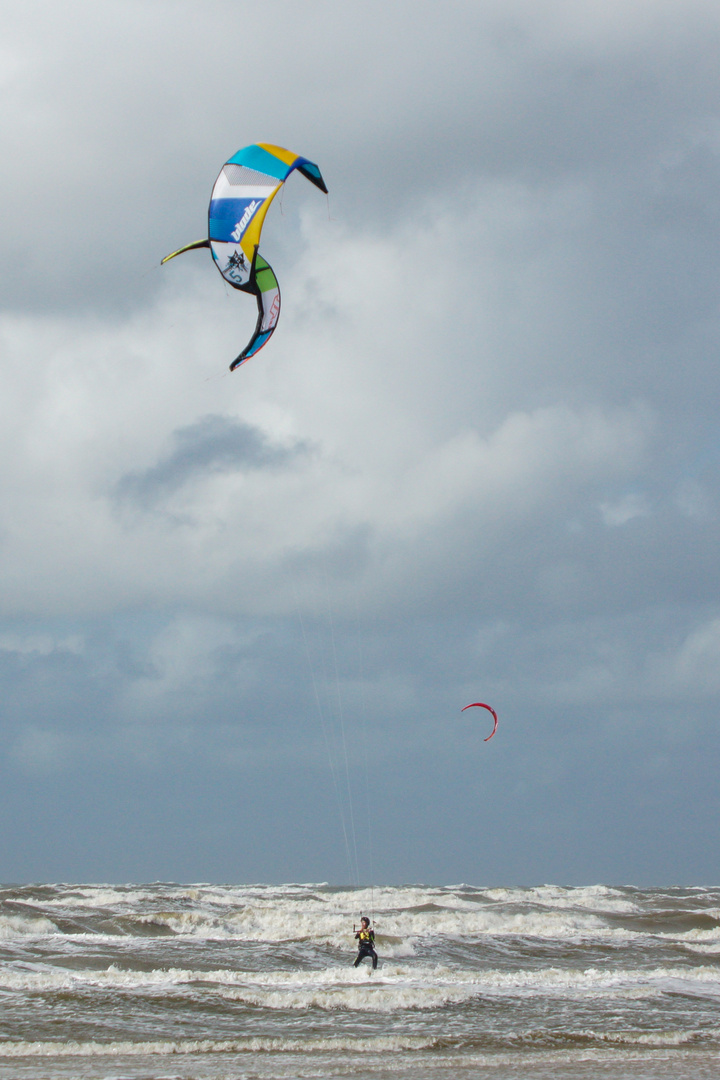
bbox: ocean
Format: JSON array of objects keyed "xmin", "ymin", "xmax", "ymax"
[{"xmin": 0, "ymin": 882, "xmax": 718, "ymax": 1079}]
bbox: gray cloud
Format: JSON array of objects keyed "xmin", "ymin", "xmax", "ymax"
[
  {"xmin": 2, "ymin": 1, "xmax": 717, "ymax": 314},
  {"xmin": 115, "ymin": 414, "xmax": 310, "ymax": 509}
]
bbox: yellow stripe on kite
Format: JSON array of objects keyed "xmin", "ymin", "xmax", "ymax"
[{"xmin": 257, "ymin": 143, "xmax": 299, "ymax": 168}]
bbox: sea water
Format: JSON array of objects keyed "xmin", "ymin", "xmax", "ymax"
[{"xmin": 0, "ymin": 882, "xmax": 718, "ymax": 1079}]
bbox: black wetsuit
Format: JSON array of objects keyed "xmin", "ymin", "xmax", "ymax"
[{"xmin": 354, "ymin": 927, "xmax": 377, "ymax": 969}]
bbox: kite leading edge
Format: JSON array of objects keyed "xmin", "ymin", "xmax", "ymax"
[{"xmin": 161, "ymin": 142, "xmax": 328, "ymax": 370}]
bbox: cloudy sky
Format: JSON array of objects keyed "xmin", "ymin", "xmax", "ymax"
[{"xmin": 1, "ymin": 0, "xmax": 719, "ymax": 885}]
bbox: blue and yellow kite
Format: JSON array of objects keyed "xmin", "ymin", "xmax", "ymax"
[{"xmin": 162, "ymin": 143, "xmax": 328, "ymax": 371}]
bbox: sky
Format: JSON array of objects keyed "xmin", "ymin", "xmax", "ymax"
[{"xmin": 1, "ymin": 0, "xmax": 719, "ymax": 885}]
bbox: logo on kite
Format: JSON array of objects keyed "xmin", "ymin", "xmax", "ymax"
[
  {"xmin": 224, "ymin": 249, "xmax": 250, "ymax": 284},
  {"xmin": 161, "ymin": 143, "xmax": 328, "ymax": 371},
  {"xmin": 462, "ymin": 702, "xmax": 498, "ymax": 742},
  {"xmin": 231, "ymin": 200, "xmax": 261, "ymax": 241}
]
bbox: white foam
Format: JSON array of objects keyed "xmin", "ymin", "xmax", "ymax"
[
  {"xmin": 123, "ymin": 892, "xmax": 626, "ymax": 945},
  {"xmin": 682, "ymin": 942, "xmax": 720, "ymax": 955},
  {"xmin": 40, "ymin": 886, "xmax": 159, "ymax": 909},
  {"xmin": 2, "ymin": 883, "xmax": 717, "ymax": 951},
  {"xmin": 0, "ymin": 1034, "xmax": 436, "ymax": 1058},
  {"xmin": 577, "ymin": 1029, "xmax": 702, "ymax": 1047},
  {"xmin": 483, "ymin": 884, "xmax": 639, "ymax": 914},
  {"xmin": 0, "ymin": 913, "xmax": 59, "ymax": 939},
  {"xmin": 0, "ymin": 959, "xmax": 717, "ymax": 1008},
  {"xmin": 659, "ymin": 927, "xmax": 720, "ymax": 944}
]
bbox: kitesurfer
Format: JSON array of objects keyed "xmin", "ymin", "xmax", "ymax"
[{"xmin": 353, "ymin": 916, "xmax": 378, "ymax": 970}]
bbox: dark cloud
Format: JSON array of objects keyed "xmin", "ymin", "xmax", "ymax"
[{"xmin": 114, "ymin": 414, "xmax": 310, "ymax": 508}]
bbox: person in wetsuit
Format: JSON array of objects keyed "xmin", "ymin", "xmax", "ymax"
[{"xmin": 353, "ymin": 916, "xmax": 378, "ymax": 969}]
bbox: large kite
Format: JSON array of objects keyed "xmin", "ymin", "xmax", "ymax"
[{"xmin": 162, "ymin": 143, "xmax": 328, "ymax": 370}]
